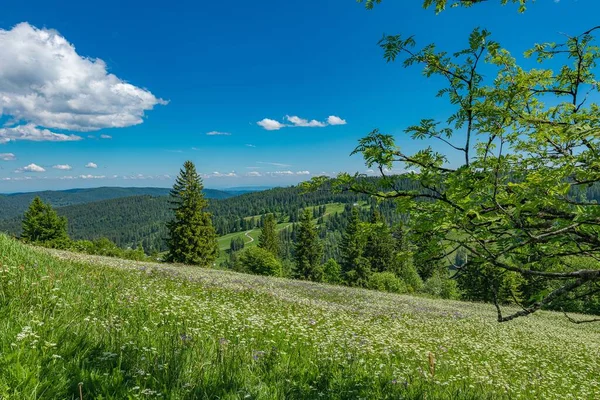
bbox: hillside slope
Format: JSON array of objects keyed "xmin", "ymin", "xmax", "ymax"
[
  {"xmin": 0, "ymin": 184, "xmax": 379, "ymax": 251},
  {"xmin": 0, "ymin": 234, "xmax": 597, "ymax": 399},
  {"xmin": 0, "ymin": 186, "xmax": 233, "ymax": 220}
]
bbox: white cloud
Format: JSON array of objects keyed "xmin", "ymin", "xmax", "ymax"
[
  {"xmin": 206, "ymin": 131, "xmax": 231, "ymax": 136},
  {"xmin": 286, "ymin": 115, "xmax": 326, "ymax": 128},
  {"xmin": 53, "ymin": 164, "xmax": 72, "ymax": 170},
  {"xmin": 296, "ymin": 170, "xmax": 310, "ymax": 175},
  {"xmin": 0, "ymin": 124, "xmax": 82, "ymax": 144},
  {"xmin": 0, "ymin": 22, "xmax": 166, "ymax": 132},
  {"xmin": 245, "ymin": 144, "xmax": 256, "ymax": 148},
  {"xmin": 257, "ymin": 115, "xmax": 347, "ymax": 130},
  {"xmin": 100, "ymin": 134, "xmax": 112, "ymax": 139},
  {"xmin": 202, "ymin": 171, "xmax": 238, "ymax": 178},
  {"xmin": 2, "ymin": 176, "xmax": 32, "ymax": 181},
  {"xmin": 268, "ymin": 170, "xmax": 294, "ymax": 176},
  {"xmin": 0, "ymin": 153, "xmax": 15, "ymax": 161},
  {"xmin": 17, "ymin": 163, "xmax": 45, "ymax": 172},
  {"xmin": 79, "ymin": 174, "xmax": 105, "ymax": 179},
  {"xmin": 257, "ymin": 161, "xmax": 291, "ymax": 167},
  {"xmin": 327, "ymin": 115, "xmax": 347, "ymax": 125},
  {"xmin": 246, "ymin": 171, "xmax": 262, "ymax": 177},
  {"xmin": 85, "ymin": 162, "xmax": 97, "ymax": 168},
  {"xmin": 257, "ymin": 118, "xmax": 286, "ymax": 131}
]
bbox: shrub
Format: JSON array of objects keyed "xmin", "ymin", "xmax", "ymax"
[
  {"xmin": 322, "ymin": 258, "xmax": 342, "ymax": 284},
  {"xmin": 423, "ymin": 271, "xmax": 461, "ymax": 300},
  {"xmin": 239, "ymin": 247, "xmax": 282, "ymax": 277},
  {"xmin": 367, "ymin": 271, "xmax": 407, "ymax": 294},
  {"xmin": 396, "ymin": 257, "xmax": 423, "ymax": 293}
]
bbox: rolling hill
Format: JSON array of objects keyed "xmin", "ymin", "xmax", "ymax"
[
  {"xmin": 0, "ymin": 234, "xmax": 597, "ymax": 399},
  {"xmin": 0, "ymin": 184, "xmax": 380, "ymax": 251},
  {"xmin": 0, "ymin": 186, "xmax": 234, "ymax": 220}
]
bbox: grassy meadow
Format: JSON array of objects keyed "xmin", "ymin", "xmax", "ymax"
[{"xmin": 1, "ymin": 233, "xmax": 599, "ymax": 399}]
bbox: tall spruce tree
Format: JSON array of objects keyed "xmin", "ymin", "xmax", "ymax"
[
  {"xmin": 293, "ymin": 209, "xmax": 323, "ymax": 281},
  {"xmin": 21, "ymin": 197, "xmax": 69, "ymax": 245},
  {"xmin": 258, "ymin": 213, "xmax": 279, "ymax": 256},
  {"xmin": 166, "ymin": 161, "xmax": 218, "ymax": 266},
  {"xmin": 340, "ymin": 207, "xmax": 365, "ymax": 280},
  {"xmin": 364, "ymin": 209, "xmax": 395, "ymax": 273}
]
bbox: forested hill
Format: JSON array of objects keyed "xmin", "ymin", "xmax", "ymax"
[
  {"xmin": 0, "ymin": 186, "xmax": 233, "ymax": 220},
  {"xmin": 0, "ymin": 180, "xmax": 401, "ymax": 251}
]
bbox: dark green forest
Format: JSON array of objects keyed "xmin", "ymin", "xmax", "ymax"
[{"xmin": 0, "ymin": 186, "xmax": 234, "ymax": 220}]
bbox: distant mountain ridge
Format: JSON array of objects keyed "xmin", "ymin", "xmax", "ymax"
[{"xmin": 0, "ymin": 186, "xmax": 234, "ymax": 220}]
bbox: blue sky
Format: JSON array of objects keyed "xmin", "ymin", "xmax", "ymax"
[{"xmin": 0, "ymin": 0, "xmax": 595, "ymax": 192}]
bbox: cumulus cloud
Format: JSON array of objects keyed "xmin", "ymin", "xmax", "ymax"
[
  {"xmin": 53, "ymin": 164, "xmax": 72, "ymax": 170},
  {"xmin": 296, "ymin": 170, "xmax": 310, "ymax": 175},
  {"xmin": 327, "ymin": 115, "xmax": 347, "ymax": 125},
  {"xmin": 0, "ymin": 153, "xmax": 16, "ymax": 161},
  {"xmin": 257, "ymin": 115, "xmax": 346, "ymax": 130},
  {"xmin": 246, "ymin": 144, "xmax": 256, "ymax": 148},
  {"xmin": 286, "ymin": 115, "xmax": 326, "ymax": 128},
  {"xmin": 246, "ymin": 171, "xmax": 262, "ymax": 177},
  {"xmin": 206, "ymin": 131, "xmax": 231, "ymax": 136},
  {"xmin": 85, "ymin": 162, "xmax": 97, "ymax": 168},
  {"xmin": 100, "ymin": 134, "xmax": 112, "ymax": 139},
  {"xmin": 257, "ymin": 118, "xmax": 286, "ymax": 131},
  {"xmin": 0, "ymin": 22, "xmax": 166, "ymax": 133},
  {"xmin": 0, "ymin": 124, "xmax": 82, "ymax": 144},
  {"xmin": 16, "ymin": 163, "xmax": 45, "ymax": 172}
]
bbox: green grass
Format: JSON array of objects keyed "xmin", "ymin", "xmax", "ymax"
[{"xmin": 1, "ymin": 234, "xmax": 599, "ymax": 399}]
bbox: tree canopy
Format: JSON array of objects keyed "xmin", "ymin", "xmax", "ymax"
[{"xmin": 305, "ymin": 0, "xmax": 600, "ymax": 323}]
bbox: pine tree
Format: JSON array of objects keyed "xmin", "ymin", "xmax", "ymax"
[
  {"xmin": 21, "ymin": 196, "xmax": 69, "ymax": 246},
  {"xmin": 293, "ymin": 209, "xmax": 323, "ymax": 281},
  {"xmin": 258, "ymin": 213, "xmax": 279, "ymax": 256},
  {"xmin": 340, "ymin": 207, "xmax": 365, "ymax": 282},
  {"xmin": 166, "ymin": 161, "xmax": 218, "ymax": 266},
  {"xmin": 364, "ymin": 209, "xmax": 395, "ymax": 273}
]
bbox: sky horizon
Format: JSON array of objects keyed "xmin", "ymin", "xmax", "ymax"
[{"xmin": 0, "ymin": 0, "xmax": 596, "ymax": 191}]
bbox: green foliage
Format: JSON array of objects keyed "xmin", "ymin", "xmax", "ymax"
[
  {"xmin": 345, "ymin": 256, "xmax": 372, "ymax": 288},
  {"xmin": 424, "ymin": 271, "xmax": 461, "ymax": 300},
  {"xmin": 229, "ymin": 236, "xmax": 245, "ymax": 252},
  {"xmin": 340, "ymin": 207, "xmax": 365, "ymax": 281},
  {"xmin": 367, "ymin": 271, "xmax": 408, "ymax": 294},
  {"xmin": 322, "ymin": 258, "xmax": 342, "ymax": 284},
  {"xmin": 293, "ymin": 209, "xmax": 324, "ymax": 281},
  {"xmin": 258, "ymin": 213, "xmax": 280, "ymax": 256},
  {"xmin": 238, "ymin": 247, "xmax": 283, "ymax": 276},
  {"xmin": 21, "ymin": 197, "xmax": 69, "ymax": 247},
  {"xmin": 166, "ymin": 161, "xmax": 219, "ymax": 266},
  {"xmin": 363, "ymin": 210, "xmax": 395, "ymax": 273},
  {"xmin": 396, "ymin": 257, "xmax": 424, "ymax": 293},
  {"xmin": 358, "ymin": 0, "xmax": 528, "ymax": 13},
  {"xmin": 335, "ymin": 18, "xmax": 600, "ymax": 321}
]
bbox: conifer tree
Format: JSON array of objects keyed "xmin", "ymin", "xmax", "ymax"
[
  {"xmin": 364, "ymin": 209, "xmax": 395, "ymax": 273},
  {"xmin": 293, "ymin": 209, "xmax": 323, "ymax": 281},
  {"xmin": 340, "ymin": 207, "xmax": 365, "ymax": 281},
  {"xmin": 21, "ymin": 196, "xmax": 69, "ymax": 245},
  {"xmin": 166, "ymin": 161, "xmax": 218, "ymax": 266},
  {"xmin": 258, "ymin": 213, "xmax": 279, "ymax": 256}
]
